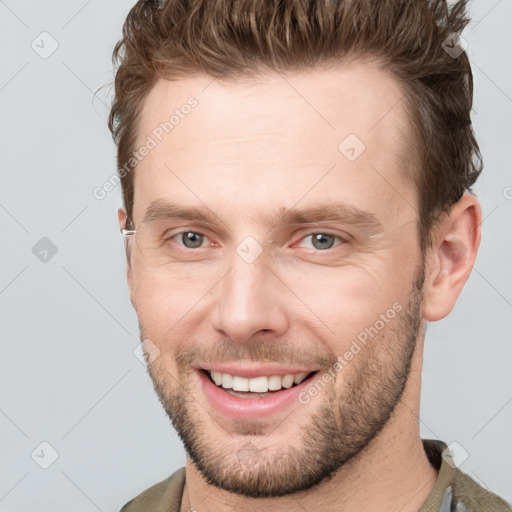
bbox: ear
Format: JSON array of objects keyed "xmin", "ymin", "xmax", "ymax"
[
  {"xmin": 117, "ymin": 208, "xmax": 133, "ymax": 292},
  {"xmin": 422, "ymin": 194, "xmax": 482, "ymax": 322}
]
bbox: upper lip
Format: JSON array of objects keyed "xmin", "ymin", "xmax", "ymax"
[{"xmin": 196, "ymin": 363, "xmax": 317, "ymax": 379}]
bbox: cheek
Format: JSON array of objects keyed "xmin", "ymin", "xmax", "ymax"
[
  {"xmin": 130, "ymin": 263, "xmax": 219, "ymax": 350},
  {"xmin": 287, "ymin": 264, "xmax": 413, "ymax": 351},
  {"xmin": 131, "ymin": 269, "xmax": 189, "ymax": 337}
]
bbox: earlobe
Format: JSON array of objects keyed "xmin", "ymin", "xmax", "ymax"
[
  {"xmin": 117, "ymin": 207, "xmax": 127, "ymax": 231},
  {"xmin": 422, "ymin": 194, "xmax": 482, "ymax": 322},
  {"xmin": 117, "ymin": 207, "xmax": 134, "ymax": 291}
]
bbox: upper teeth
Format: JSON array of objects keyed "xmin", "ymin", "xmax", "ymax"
[{"xmin": 209, "ymin": 371, "xmax": 310, "ymax": 392}]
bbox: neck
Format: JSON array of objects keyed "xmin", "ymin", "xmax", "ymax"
[{"xmin": 181, "ymin": 339, "xmax": 437, "ymax": 512}]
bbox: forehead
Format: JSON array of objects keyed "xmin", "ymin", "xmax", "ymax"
[{"xmin": 133, "ymin": 62, "xmax": 415, "ymax": 227}]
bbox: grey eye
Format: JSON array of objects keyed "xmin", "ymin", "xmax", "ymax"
[
  {"xmin": 181, "ymin": 232, "xmax": 205, "ymax": 248},
  {"xmin": 311, "ymin": 233, "xmax": 336, "ymax": 250}
]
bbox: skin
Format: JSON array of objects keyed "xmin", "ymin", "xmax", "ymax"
[{"xmin": 118, "ymin": 62, "xmax": 481, "ymax": 511}]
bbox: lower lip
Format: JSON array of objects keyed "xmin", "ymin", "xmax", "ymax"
[{"xmin": 197, "ymin": 370, "xmax": 315, "ymax": 420}]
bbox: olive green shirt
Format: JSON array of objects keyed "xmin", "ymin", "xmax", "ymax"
[{"xmin": 120, "ymin": 440, "xmax": 511, "ymax": 511}]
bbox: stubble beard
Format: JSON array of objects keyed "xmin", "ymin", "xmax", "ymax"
[{"xmin": 143, "ymin": 265, "xmax": 425, "ymax": 498}]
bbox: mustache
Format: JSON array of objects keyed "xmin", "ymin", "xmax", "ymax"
[
  {"xmin": 176, "ymin": 339, "xmax": 337, "ymax": 368},
  {"xmin": 174, "ymin": 337, "xmax": 337, "ymax": 370}
]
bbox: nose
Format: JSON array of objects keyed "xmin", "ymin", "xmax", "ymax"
[{"xmin": 211, "ymin": 250, "xmax": 289, "ymax": 345}]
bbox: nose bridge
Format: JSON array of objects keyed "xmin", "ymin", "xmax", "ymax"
[{"xmin": 212, "ymin": 246, "xmax": 288, "ymax": 343}]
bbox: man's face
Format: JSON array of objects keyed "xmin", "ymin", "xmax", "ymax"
[{"xmin": 123, "ymin": 62, "xmax": 425, "ymax": 497}]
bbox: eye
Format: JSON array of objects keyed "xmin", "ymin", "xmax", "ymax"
[
  {"xmin": 171, "ymin": 231, "xmax": 209, "ymax": 249},
  {"xmin": 297, "ymin": 233, "xmax": 345, "ymax": 251}
]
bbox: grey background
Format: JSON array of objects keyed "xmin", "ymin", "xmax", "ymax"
[{"xmin": 0, "ymin": 0, "xmax": 510, "ymax": 510}]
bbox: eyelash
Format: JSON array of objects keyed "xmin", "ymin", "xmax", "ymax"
[{"xmin": 165, "ymin": 230, "xmax": 349, "ymax": 252}]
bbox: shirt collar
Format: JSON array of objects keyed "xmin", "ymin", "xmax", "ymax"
[{"xmin": 420, "ymin": 439, "xmax": 461, "ymax": 512}]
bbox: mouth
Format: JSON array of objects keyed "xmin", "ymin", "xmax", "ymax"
[
  {"xmin": 194, "ymin": 362, "xmax": 325, "ymax": 421},
  {"xmin": 201, "ymin": 369, "xmax": 318, "ymax": 398}
]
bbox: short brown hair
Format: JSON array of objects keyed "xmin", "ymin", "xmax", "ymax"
[{"xmin": 108, "ymin": 0, "xmax": 482, "ymax": 252}]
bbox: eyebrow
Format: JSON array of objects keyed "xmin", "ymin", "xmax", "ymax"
[
  {"xmin": 268, "ymin": 204, "xmax": 383, "ymax": 232},
  {"xmin": 142, "ymin": 201, "xmax": 221, "ymax": 225},
  {"xmin": 141, "ymin": 200, "xmax": 383, "ymax": 233}
]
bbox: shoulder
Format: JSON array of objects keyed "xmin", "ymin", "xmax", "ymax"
[
  {"xmin": 449, "ymin": 469, "xmax": 512, "ymax": 512},
  {"xmin": 119, "ymin": 467, "xmax": 186, "ymax": 512},
  {"xmin": 421, "ymin": 439, "xmax": 512, "ymax": 512}
]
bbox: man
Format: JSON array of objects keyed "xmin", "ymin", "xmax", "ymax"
[{"xmin": 108, "ymin": 0, "xmax": 511, "ymax": 510}]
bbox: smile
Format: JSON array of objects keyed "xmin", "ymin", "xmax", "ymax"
[
  {"xmin": 205, "ymin": 369, "xmax": 313, "ymax": 395},
  {"xmin": 197, "ymin": 366, "xmax": 320, "ymax": 418}
]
